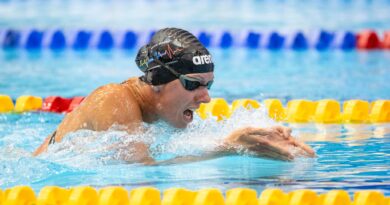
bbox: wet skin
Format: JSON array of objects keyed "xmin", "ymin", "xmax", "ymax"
[{"xmin": 34, "ymin": 72, "xmax": 315, "ymax": 164}]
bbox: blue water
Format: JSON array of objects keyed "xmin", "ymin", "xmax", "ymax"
[
  {"xmin": 0, "ymin": 48, "xmax": 389, "ymax": 196},
  {"xmin": 1, "ymin": 49, "xmax": 389, "ymax": 101},
  {"xmin": 0, "ymin": 111, "xmax": 389, "ymax": 195},
  {"xmin": 1, "ymin": 0, "xmax": 390, "ymax": 197},
  {"xmin": 1, "ymin": 0, "xmax": 390, "ymax": 30}
]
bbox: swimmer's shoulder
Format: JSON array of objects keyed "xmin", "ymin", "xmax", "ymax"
[
  {"xmin": 88, "ymin": 77, "xmax": 141, "ymax": 100},
  {"xmin": 77, "ymin": 78, "xmax": 143, "ymax": 128},
  {"xmin": 73, "ymin": 79, "xmax": 141, "ymax": 116},
  {"xmin": 51, "ymin": 78, "xmax": 145, "ymax": 143}
]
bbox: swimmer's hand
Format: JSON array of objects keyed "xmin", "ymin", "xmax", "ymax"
[{"xmin": 223, "ymin": 126, "xmax": 316, "ymax": 161}]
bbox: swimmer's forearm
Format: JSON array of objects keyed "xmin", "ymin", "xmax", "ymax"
[
  {"xmin": 148, "ymin": 143, "xmax": 235, "ymax": 166},
  {"xmin": 152, "ymin": 153, "xmax": 231, "ymax": 166}
]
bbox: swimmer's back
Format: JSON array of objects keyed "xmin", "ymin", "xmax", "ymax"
[{"xmin": 33, "ymin": 77, "xmax": 144, "ymax": 155}]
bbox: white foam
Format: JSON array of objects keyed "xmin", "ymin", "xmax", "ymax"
[{"xmin": 38, "ymin": 108, "xmax": 281, "ymax": 167}]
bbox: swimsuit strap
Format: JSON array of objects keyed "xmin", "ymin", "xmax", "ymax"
[{"xmin": 48, "ymin": 131, "xmax": 57, "ymax": 145}]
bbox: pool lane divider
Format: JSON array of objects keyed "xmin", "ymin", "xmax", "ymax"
[
  {"xmin": 0, "ymin": 186, "xmax": 389, "ymax": 205},
  {"xmin": 199, "ymin": 98, "xmax": 389, "ymax": 124},
  {"xmin": 0, "ymin": 95, "xmax": 85, "ymax": 114},
  {"xmin": 0, "ymin": 95, "xmax": 389, "ymax": 124},
  {"xmin": 1, "ymin": 29, "xmax": 390, "ymax": 50},
  {"xmin": 41, "ymin": 96, "xmax": 85, "ymax": 113}
]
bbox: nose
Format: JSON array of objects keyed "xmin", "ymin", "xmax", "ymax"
[{"xmin": 195, "ymin": 87, "xmax": 211, "ymax": 104}]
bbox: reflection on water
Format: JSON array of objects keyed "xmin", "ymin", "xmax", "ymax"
[
  {"xmin": 0, "ymin": 111, "xmax": 389, "ymax": 195},
  {"xmin": 296, "ymin": 123, "xmax": 390, "ymax": 145}
]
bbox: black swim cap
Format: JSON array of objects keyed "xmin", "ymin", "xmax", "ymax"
[{"xmin": 135, "ymin": 28, "xmax": 214, "ymax": 85}]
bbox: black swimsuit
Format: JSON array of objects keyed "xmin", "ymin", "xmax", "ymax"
[{"xmin": 48, "ymin": 131, "xmax": 57, "ymax": 145}]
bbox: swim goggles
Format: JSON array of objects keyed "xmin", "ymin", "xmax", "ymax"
[{"xmin": 154, "ymin": 58, "xmax": 213, "ymax": 91}]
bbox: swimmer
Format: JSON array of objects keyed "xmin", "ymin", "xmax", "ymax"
[{"xmin": 34, "ymin": 28, "xmax": 315, "ymax": 164}]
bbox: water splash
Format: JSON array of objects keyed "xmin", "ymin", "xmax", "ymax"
[
  {"xmin": 1, "ymin": 111, "xmax": 388, "ymax": 194},
  {"xmin": 37, "ymin": 107, "xmax": 280, "ymax": 167}
]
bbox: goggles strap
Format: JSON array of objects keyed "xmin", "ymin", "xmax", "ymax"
[{"xmin": 153, "ymin": 58, "xmax": 182, "ymax": 78}]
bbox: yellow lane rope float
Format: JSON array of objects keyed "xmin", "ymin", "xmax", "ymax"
[
  {"xmin": 0, "ymin": 95, "xmax": 389, "ymax": 123},
  {"xmin": 0, "ymin": 186, "xmax": 389, "ymax": 205}
]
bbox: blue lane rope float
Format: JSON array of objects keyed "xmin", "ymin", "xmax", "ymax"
[
  {"xmin": 341, "ymin": 31, "xmax": 357, "ymax": 50},
  {"xmin": 25, "ymin": 30, "xmax": 44, "ymax": 49},
  {"xmin": 97, "ymin": 30, "xmax": 115, "ymax": 50},
  {"xmin": 198, "ymin": 31, "xmax": 212, "ymax": 47},
  {"xmin": 291, "ymin": 32, "xmax": 308, "ymax": 50},
  {"xmin": 267, "ymin": 31, "xmax": 285, "ymax": 49},
  {"xmin": 3, "ymin": 29, "xmax": 21, "ymax": 49},
  {"xmin": 220, "ymin": 31, "xmax": 234, "ymax": 48},
  {"xmin": 73, "ymin": 30, "xmax": 92, "ymax": 50},
  {"xmin": 122, "ymin": 30, "xmax": 138, "ymax": 49},
  {"xmin": 50, "ymin": 30, "xmax": 67, "ymax": 50},
  {"xmin": 316, "ymin": 30, "xmax": 334, "ymax": 50},
  {"xmin": 0, "ymin": 29, "xmax": 388, "ymax": 50},
  {"xmin": 246, "ymin": 31, "xmax": 261, "ymax": 48}
]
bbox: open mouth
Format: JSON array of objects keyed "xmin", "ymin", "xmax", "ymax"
[{"xmin": 183, "ymin": 109, "xmax": 194, "ymax": 123}]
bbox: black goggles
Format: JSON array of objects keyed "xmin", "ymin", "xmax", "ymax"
[
  {"xmin": 179, "ymin": 75, "xmax": 213, "ymax": 91},
  {"xmin": 154, "ymin": 58, "xmax": 213, "ymax": 91}
]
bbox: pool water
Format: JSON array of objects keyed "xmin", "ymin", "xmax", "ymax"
[
  {"xmin": 1, "ymin": 49, "xmax": 389, "ymax": 101},
  {"xmin": 0, "ymin": 49, "xmax": 389, "ymax": 195},
  {"xmin": 0, "ymin": 0, "xmax": 390, "ymax": 197},
  {"xmin": 0, "ymin": 107, "xmax": 390, "ymax": 194},
  {"xmin": 1, "ymin": 0, "xmax": 390, "ymax": 30}
]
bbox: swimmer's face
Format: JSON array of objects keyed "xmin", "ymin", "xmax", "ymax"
[{"xmin": 156, "ymin": 72, "xmax": 213, "ymax": 128}]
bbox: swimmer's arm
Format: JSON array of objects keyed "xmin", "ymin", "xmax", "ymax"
[
  {"xmin": 32, "ymin": 133, "xmax": 55, "ymax": 156},
  {"xmin": 150, "ymin": 144, "xmax": 233, "ymax": 165},
  {"xmin": 221, "ymin": 126, "xmax": 315, "ymax": 161},
  {"xmin": 151, "ymin": 126, "xmax": 315, "ymax": 165}
]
